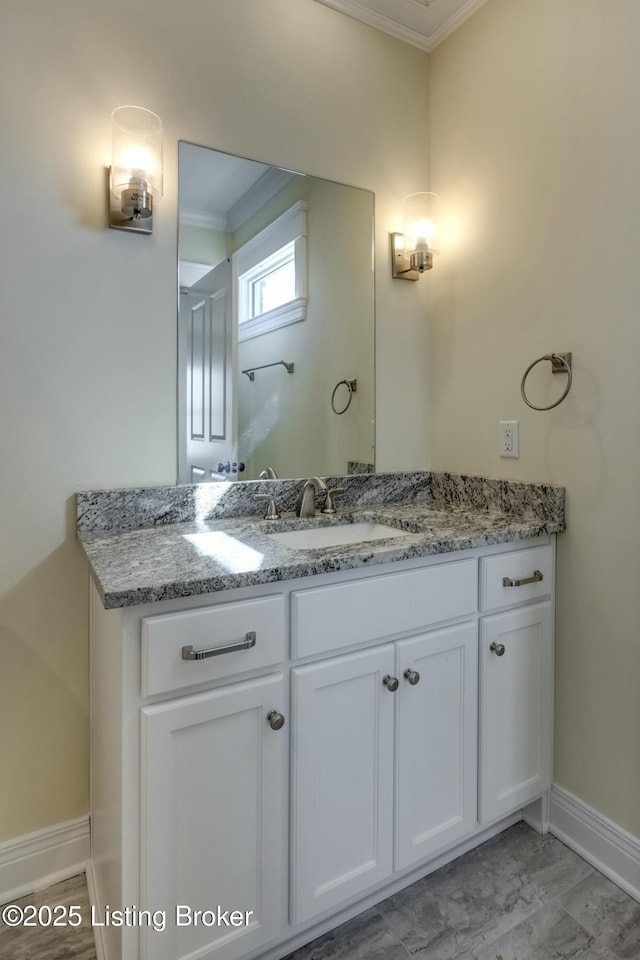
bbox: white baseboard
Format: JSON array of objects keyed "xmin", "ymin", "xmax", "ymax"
[
  {"xmin": 550, "ymin": 784, "xmax": 640, "ymax": 902},
  {"xmin": 522, "ymin": 791, "xmax": 551, "ymax": 835},
  {"xmin": 0, "ymin": 815, "xmax": 90, "ymax": 905}
]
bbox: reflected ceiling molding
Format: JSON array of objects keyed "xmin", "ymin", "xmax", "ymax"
[
  {"xmin": 180, "ymin": 210, "xmax": 228, "ymax": 231},
  {"xmin": 228, "ymin": 168, "xmax": 297, "ymax": 233},
  {"xmin": 313, "ymin": 0, "xmax": 489, "ymax": 51},
  {"xmin": 178, "ymin": 140, "xmax": 296, "ymax": 235},
  {"xmin": 179, "ymin": 260, "xmax": 213, "ymax": 290}
]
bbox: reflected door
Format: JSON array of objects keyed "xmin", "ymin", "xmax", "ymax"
[{"xmin": 179, "ymin": 259, "xmax": 236, "ymax": 483}]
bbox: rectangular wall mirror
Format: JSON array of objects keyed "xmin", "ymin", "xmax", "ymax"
[{"xmin": 178, "ymin": 141, "xmax": 375, "ymax": 483}]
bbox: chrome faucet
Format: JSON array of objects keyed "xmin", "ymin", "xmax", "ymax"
[
  {"xmin": 259, "ymin": 467, "xmax": 278, "ymax": 479},
  {"xmin": 297, "ymin": 477, "xmax": 327, "ymax": 517}
]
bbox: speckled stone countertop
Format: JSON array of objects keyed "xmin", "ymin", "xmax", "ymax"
[{"xmin": 77, "ymin": 472, "xmax": 565, "ymax": 609}]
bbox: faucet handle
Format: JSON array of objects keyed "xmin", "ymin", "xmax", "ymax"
[
  {"xmin": 321, "ymin": 487, "xmax": 346, "ymax": 514},
  {"xmin": 255, "ymin": 494, "xmax": 281, "ymax": 521}
]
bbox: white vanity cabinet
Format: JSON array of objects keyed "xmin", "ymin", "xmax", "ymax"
[
  {"xmin": 290, "ymin": 621, "xmax": 477, "ymax": 925},
  {"xmin": 394, "ymin": 622, "xmax": 478, "ymax": 870},
  {"xmin": 141, "ymin": 673, "xmax": 287, "ymax": 960},
  {"xmin": 89, "ymin": 536, "xmax": 556, "ymax": 960},
  {"xmin": 290, "ymin": 645, "xmax": 396, "ymax": 924},
  {"xmin": 478, "ymin": 545, "xmax": 555, "ymax": 824},
  {"xmin": 90, "ymin": 591, "xmax": 289, "ymax": 960},
  {"xmin": 137, "ymin": 598, "xmax": 289, "ymax": 960}
]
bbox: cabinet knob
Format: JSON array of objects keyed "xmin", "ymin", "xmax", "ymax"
[
  {"xmin": 490, "ymin": 642, "xmax": 506, "ymax": 657},
  {"xmin": 267, "ymin": 710, "xmax": 285, "ymax": 730},
  {"xmin": 382, "ymin": 674, "xmax": 399, "ymax": 692},
  {"xmin": 403, "ymin": 668, "xmax": 420, "ymax": 685}
]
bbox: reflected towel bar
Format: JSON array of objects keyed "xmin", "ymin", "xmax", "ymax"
[{"xmin": 242, "ymin": 361, "xmax": 294, "ymax": 382}]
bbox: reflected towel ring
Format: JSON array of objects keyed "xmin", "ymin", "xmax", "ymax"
[
  {"xmin": 521, "ymin": 353, "xmax": 572, "ymax": 411},
  {"xmin": 331, "ymin": 378, "xmax": 357, "ymax": 415}
]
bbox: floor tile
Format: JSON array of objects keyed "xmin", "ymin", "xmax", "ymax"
[
  {"xmin": 281, "ymin": 907, "xmax": 411, "ymax": 960},
  {"xmin": 377, "ymin": 823, "xmax": 593, "ymax": 959},
  {"xmin": 2, "ymin": 824, "xmax": 637, "ymax": 960},
  {"xmin": 0, "ymin": 874, "xmax": 96, "ymax": 960},
  {"xmin": 477, "ymin": 821, "xmax": 594, "ymax": 903},
  {"xmin": 560, "ymin": 873, "xmax": 640, "ymax": 960},
  {"xmin": 470, "ymin": 902, "xmax": 616, "ymax": 960}
]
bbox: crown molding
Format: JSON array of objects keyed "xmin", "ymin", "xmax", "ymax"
[
  {"xmin": 427, "ymin": 0, "xmax": 489, "ymax": 49},
  {"xmin": 314, "ymin": 0, "xmax": 488, "ymax": 51}
]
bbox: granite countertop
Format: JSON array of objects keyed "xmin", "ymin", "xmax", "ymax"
[{"xmin": 77, "ymin": 472, "xmax": 565, "ymax": 610}]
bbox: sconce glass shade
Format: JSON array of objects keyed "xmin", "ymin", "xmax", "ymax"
[
  {"xmin": 110, "ymin": 106, "xmax": 163, "ymax": 228},
  {"xmin": 402, "ymin": 192, "xmax": 440, "ymax": 272}
]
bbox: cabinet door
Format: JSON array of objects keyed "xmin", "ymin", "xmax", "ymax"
[
  {"xmin": 141, "ymin": 674, "xmax": 287, "ymax": 960},
  {"xmin": 395, "ymin": 621, "xmax": 477, "ymax": 872},
  {"xmin": 479, "ymin": 602, "xmax": 553, "ymax": 823},
  {"xmin": 290, "ymin": 646, "xmax": 395, "ymax": 925}
]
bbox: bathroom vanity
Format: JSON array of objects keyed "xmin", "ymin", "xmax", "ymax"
[{"xmin": 78, "ymin": 472, "xmax": 564, "ymax": 960}]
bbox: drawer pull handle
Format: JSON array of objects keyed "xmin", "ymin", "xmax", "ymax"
[
  {"xmin": 181, "ymin": 631, "xmax": 256, "ymax": 661},
  {"xmin": 490, "ymin": 642, "xmax": 506, "ymax": 656},
  {"xmin": 502, "ymin": 569, "xmax": 543, "ymax": 588},
  {"xmin": 403, "ymin": 669, "xmax": 420, "ymax": 686},
  {"xmin": 383, "ymin": 674, "xmax": 399, "ymax": 692}
]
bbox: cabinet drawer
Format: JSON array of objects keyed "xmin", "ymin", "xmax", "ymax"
[
  {"xmin": 141, "ymin": 595, "xmax": 285, "ymax": 697},
  {"xmin": 291, "ymin": 559, "xmax": 477, "ymax": 660},
  {"xmin": 480, "ymin": 545, "xmax": 553, "ymax": 611}
]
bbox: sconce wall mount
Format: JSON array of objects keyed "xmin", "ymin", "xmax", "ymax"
[
  {"xmin": 391, "ymin": 232, "xmax": 424, "ymax": 281},
  {"xmin": 109, "ymin": 105, "xmax": 163, "ymax": 235},
  {"xmin": 391, "ymin": 192, "xmax": 440, "ymax": 281}
]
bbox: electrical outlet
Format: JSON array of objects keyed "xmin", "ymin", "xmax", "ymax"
[{"xmin": 499, "ymin": 420, "xmax": 519, "ymax": 458}]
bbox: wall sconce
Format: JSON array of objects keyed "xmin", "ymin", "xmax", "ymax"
[
  {"xmin": 109, "ymin": 106, "xmax": 163, "ymax": 234},
  {"xmin": 391, "ymin": 192, "xmax": 440, "ymax": 280}
]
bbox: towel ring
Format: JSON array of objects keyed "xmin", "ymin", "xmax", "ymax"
[
  {"xmin": 331, "ymin": 378, "xmax": 357, "ymax": 415},
  {"xmin": 521, "ymin": 353, "xmax": 572, "ymax": 411}
]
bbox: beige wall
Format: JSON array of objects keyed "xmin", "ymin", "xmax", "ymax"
[
  {"xmin": 429, "ymin": 0, "xmax": 640, "ymax": 835},
  {"xmin": 0, "ymin": 0, "xmax": 430, "ymax": 842}
]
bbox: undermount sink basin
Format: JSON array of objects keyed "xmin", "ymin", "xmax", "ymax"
[{"xmin": 269, "ymin": 521, "xmax": 404, "ymax": 551}]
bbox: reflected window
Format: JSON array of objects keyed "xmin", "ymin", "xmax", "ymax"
[
  {"xmin": 244, "ymin": 241, "xmax": 296, "ymax": 320},
  {"xmin": 235, "ymin": 201, "xmax": 307, "ymax": 341}
]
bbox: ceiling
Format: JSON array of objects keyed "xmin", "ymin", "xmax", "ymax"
[{"xmin": 313, "ymin": 0, "xmax": 488, "ymax": 51}]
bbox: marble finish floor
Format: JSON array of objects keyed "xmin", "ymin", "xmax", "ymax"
[
  {"xmin": 1, "ymin": 823, "xmax": 638, "ymax": 960},
  {"xmin": 282, "ymin": 823, "xmax": 640, "ymax": 960},
  {"xmin": 0, "ymin": 872, "xmax": 95, "ymax": 959}
]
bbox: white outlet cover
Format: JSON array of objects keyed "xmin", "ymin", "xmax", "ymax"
[{"xmin": 499, "ymin": 420, "xmax": 519, "ymax": 458}]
